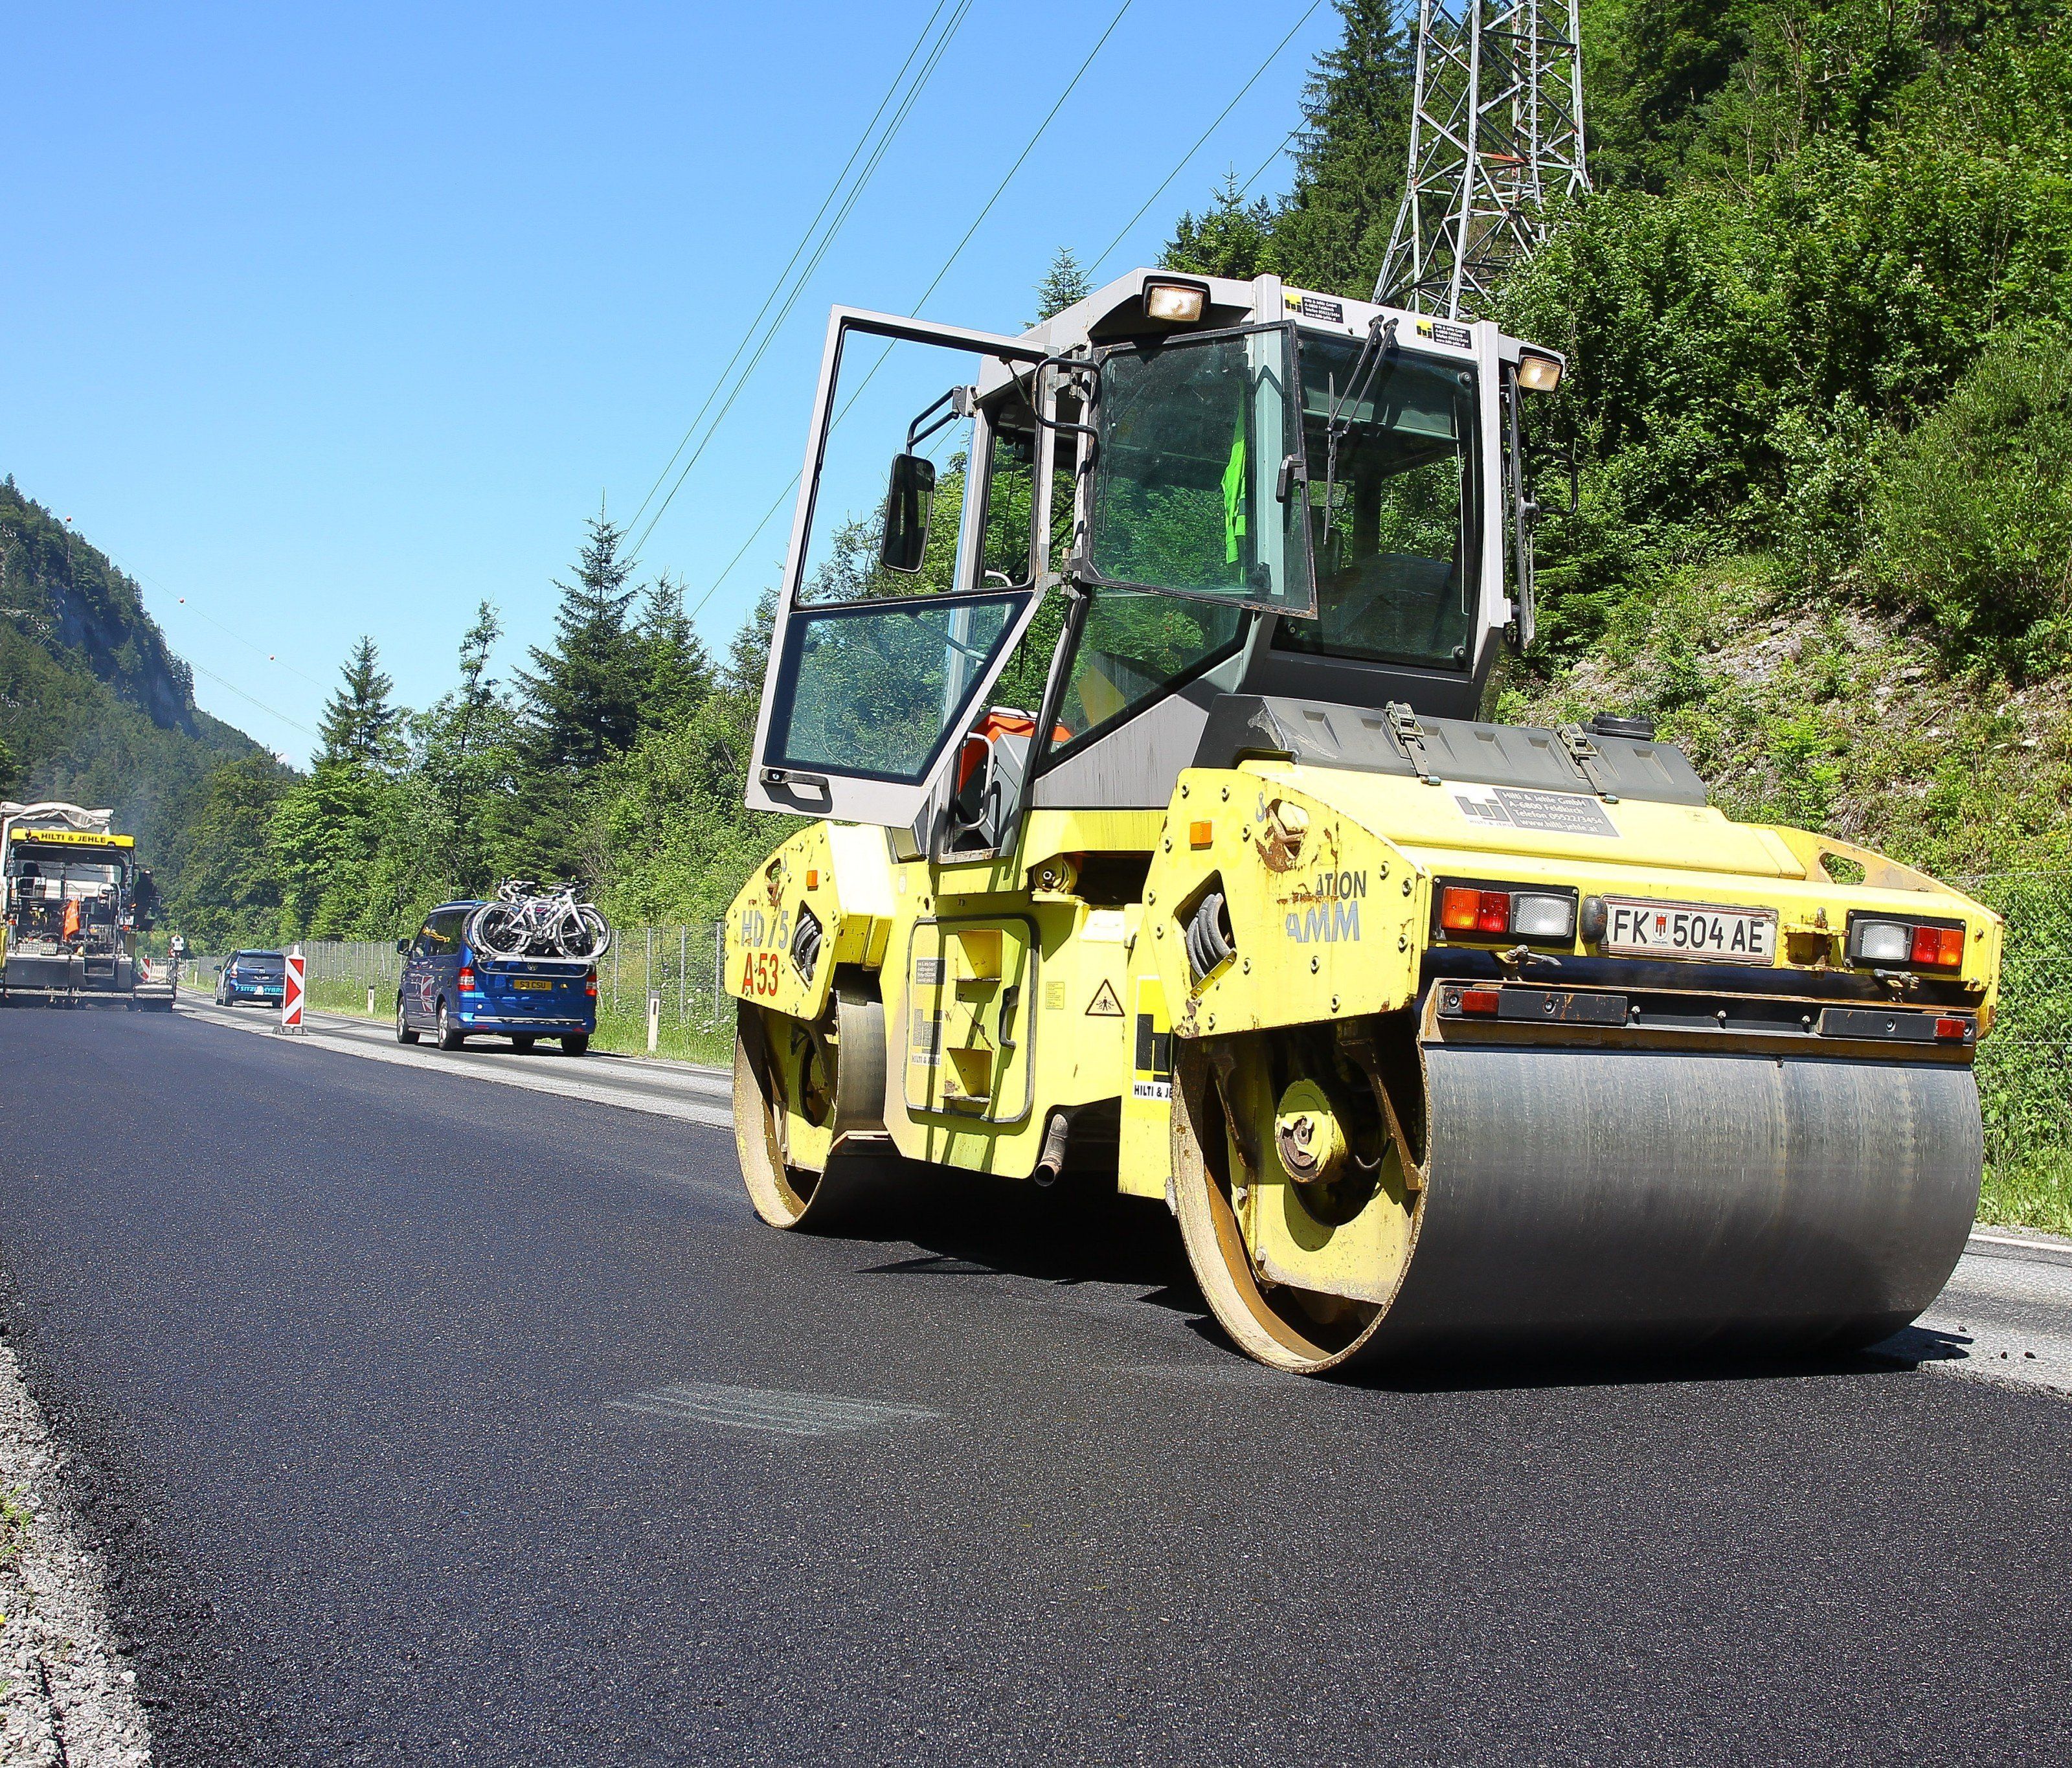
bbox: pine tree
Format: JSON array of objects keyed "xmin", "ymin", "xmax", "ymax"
[
  {"xmin": 455, "ymin": 600, "xmax": 501, "ymax": 724},
  {"xmin": 1262, "ymin": 0, "xmax": 1416, "ymax": 298},
  {"xmin": 1163, "ymin": 172, "xmax": 1280, "ymax": 280},
  {"xmin": 636, "ymin": 574, "xmax": 715, "ymax": 735},
  {"xmin": 415, "ymin": 600, "xmax": 523, "ymax": 897},
  {"xmin": 1032, "ymin": 246, "xmax": 1094, "ymax": 323},
  {"xmin": 514, "ymin": 511, "xmax": 648, "ymax": 772},
  {"xmin": 315, "ymin": 637, "xmax": 402, "ymax": 771}
]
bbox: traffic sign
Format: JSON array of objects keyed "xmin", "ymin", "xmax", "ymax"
[{"xmin": 281, "ymin": 947, "xmax": 306, "ymax": 1033}]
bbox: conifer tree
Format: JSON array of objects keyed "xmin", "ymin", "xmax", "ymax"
[
  {"xmin": 1032, "ymin": 246, "xmax": 1094, "ymax": 323},
  {"xmin": 636, "ymin": 574, "xmax": 714, "ymax": 735},
  {"xmin": 1244, "ymin": 0, "xmax": 1415, "ymax": 299},
  {"xmin": 515, "ymin": 511, "xmax": 648, "ymax": 772},
  {"xmin": 1164, "ymin": 172, "xmax": 1280, "ymax": 280},
  {"xmin": 315, "ymin": 637, "xmax": 402, "ymax": 771}
]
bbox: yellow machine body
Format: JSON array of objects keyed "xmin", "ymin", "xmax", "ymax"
[{"xmin": 726, "ymin": 760, "xmax": 2000, "ymax": 1201}]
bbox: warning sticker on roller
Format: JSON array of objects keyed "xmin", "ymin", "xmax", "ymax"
[
  {"xmin": 1131, "ymin": 977, "xmax": 1172, "ymax": 1104},
  {"xmin": 1452, "ymin": 786, "xmax": 1618, "ymax": 839},
  {"xmin": 1085, "ymin": 979, "xmax": 1125, "ymax": 1017}
]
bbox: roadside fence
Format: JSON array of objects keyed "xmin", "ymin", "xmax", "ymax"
[
  {"xmin": 1959, "ymin": 871, "xmax": 2072, "ymax": 1194},
  {"xmin": 168, "ymin": 879, "xmax": 2071, "ymax": 1177},
  {"xmin": 287, "ymin": 924, "xmax": 734, "ymax": 1032}
]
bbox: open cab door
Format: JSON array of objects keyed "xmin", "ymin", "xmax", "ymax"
[{"xmin": 747, "ymin": 310, "xmax": 1054, "ymax": 830}]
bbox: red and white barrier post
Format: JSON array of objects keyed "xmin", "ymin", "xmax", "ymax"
[{"xmin": 280, "ymin": 945, "xmax": 306, "ymax": 1034}]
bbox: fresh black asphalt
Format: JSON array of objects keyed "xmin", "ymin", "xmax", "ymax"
[{"xmin": 1, "ymin": 1007, "xmax": 2067, "ymax": 1766}]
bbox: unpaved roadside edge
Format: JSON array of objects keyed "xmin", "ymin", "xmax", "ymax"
[{"xmin": 0, "ymin": 1337, "xmax": 150, "ymax": 1765}]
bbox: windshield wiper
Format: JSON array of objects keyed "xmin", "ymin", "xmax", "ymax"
[{"xmin": 1320, "ymin": 315, "xmax": 1399, "ymax": 547}]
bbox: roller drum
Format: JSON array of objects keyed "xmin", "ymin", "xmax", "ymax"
[{"xmin": 1377, "ymin": 1043, "xmax": 1983, "ymax": 1354}]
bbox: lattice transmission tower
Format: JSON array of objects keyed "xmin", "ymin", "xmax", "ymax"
[{"xmin": 1375, "ymin": 1, "xmax": 1590, "ymax": 319}]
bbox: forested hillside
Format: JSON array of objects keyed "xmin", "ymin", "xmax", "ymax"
[
  {"xmin": 0, "ymin": 479, "xmax": 269, "ymax": 890},
  {"xmin": 22, "ymin": 0, "xmax": 2071, "ymax": 960}
]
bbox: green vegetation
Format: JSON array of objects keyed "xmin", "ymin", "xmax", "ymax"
[
  {"xmin": 11, "ymin": 2, "xmax": 2072, "ymax": 1229},
  {"xmin": 0, "ymin": 478, "xmax": 269, "ymax": 902},
  {"xmin": 0, "ymin": 1488, "xmax": 32, "ymax": 1572}
]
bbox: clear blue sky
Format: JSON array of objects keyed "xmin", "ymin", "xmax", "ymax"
[{"xmin": 5, "ymin": 0, "xmax": 1338, "ymax": 762}]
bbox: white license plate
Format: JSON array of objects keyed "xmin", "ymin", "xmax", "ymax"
[{"xmin": 1602, "ymin": 898, "xmax": 1777, "ymax": 964}]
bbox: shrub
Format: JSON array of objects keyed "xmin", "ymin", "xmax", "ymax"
[{"xmin": 1871, "ymin": 330, "xmax": 2072, "ymax": 672}]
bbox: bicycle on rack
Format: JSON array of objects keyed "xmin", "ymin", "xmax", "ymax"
[{"xmin": 465, "ymin": 880, "xmax": 612, "ymax": 961}]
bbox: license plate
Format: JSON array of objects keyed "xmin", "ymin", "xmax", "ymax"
[
  {"xmin": 512, "ymin": 978, "xmax": 553, "ymax": 991},
  {"xmin": 1602, "ymin": 898, "xmax": 1777, "ymax": 964}
]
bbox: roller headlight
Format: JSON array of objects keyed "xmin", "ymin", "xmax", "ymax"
[{"xmin": 1143, "ymin": 279, "xmax": 1207, "ymax": 323}]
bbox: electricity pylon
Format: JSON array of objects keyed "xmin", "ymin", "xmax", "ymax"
[{"xmin": 1375, "ymin": 1, "xmax": 1590, "ymax": 319}]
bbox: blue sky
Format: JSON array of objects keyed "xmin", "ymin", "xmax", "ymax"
[{"xmin": 5, "ymin": 0, "xmax": 1337, "ymax": 761}]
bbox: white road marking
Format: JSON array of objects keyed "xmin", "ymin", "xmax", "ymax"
[
  {"xmin": 174, "ymin": 999, "xmax": 734, "ymax": 1128},
  {"xmin": 605, "ymin": 1382, "xmax": 939, "ymax": 1436},
  {"xmin": 1879, "ymin": 1238, "xmax": 2072, "ymax": 1398}
]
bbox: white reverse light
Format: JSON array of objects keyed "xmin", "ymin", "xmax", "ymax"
[
  {"xmin": 1511, "ymin": 893, "xmax": 1577, "ymax": 940},
  {"xmin": 1851, "ymin": 920, "xmax": 1911, "ymax": 964}
]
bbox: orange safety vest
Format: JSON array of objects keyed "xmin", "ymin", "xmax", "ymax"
[{"xmin": 61, "ymin": 898, "xmax": 81, "ymax": 940}]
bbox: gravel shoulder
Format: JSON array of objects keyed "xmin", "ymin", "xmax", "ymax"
[{"xmin": 0, "ymin": 1341, "xmax": 149, "ymax": 1767}]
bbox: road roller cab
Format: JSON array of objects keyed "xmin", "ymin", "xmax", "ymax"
[{"xmin": 726, "ymin": 267, "xmax": 2002, "ymax": 1373}]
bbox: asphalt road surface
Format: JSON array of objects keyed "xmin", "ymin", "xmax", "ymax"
[{"xmin": 1, "ymin": 1007, "xmax": 2067, "ymax": 1766}]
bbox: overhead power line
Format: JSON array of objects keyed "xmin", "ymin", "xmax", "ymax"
[
  {"xmin": 1085, "ymin": 0, "xmax": 1322, "ymax": 279},
  {"xmin": 680, "ymin": 0, "xmax": 1142, "ymax": 626},
  {"xmin": 622, "ymin": 0, "xmax": 967, "ymax": 540},
  {"xmin": 185, "ymin": 658, "xmax": 320, "ymax": 739},
  {"xmin": 1237, "ymin": 126, "xmax": 1301, "ymax": 201},
  {"xmin": 624, "ymin": 0, "xmax": 976, "ymax": 563},
  {"xmin": 66, "ymin": 532, "xmax": 330, "ymax": 692},
  {"xmin": 903, "ymin": 0, "xmax": 1138, "ymax": 318}
]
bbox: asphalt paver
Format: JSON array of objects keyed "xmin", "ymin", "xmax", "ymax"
[{"xmin": 1, "ymin": 1008, "xmax": 2067, "ymax": 1766}]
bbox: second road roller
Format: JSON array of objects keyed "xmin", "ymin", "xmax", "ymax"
[{"xmin": 723, "ymin": 268, "xmax": 2001, "ymax": 1373}]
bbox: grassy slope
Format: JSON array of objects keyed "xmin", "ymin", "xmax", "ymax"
[{"xmin": 1496, "ymin": 561, "xmax": 2072, "ymax": 1232}]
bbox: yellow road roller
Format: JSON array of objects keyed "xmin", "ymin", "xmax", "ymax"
[{"xmin": 725, "ymin": 269, "xmax": 2002, "ymax": 1373}]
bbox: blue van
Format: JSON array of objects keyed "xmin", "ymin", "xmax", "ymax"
[
  {"xmin": 394, "ymin": 901, "xmax": 596, "ymax": 1054},
  {"xmin": 215, "ymin": 949, "xmax": 286, "ymax": 1008}
]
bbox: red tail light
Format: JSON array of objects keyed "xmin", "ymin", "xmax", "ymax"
[
  {"xmin": 1911, "ymin": 925, "xmax": 1965, "ymax": 968},
  {"xmin": 585, "ymin": 967, "xmax": 598, "ymax": 998},
  {"xmin": 1458, "ymin": 987, "xmax": 1501, "ymax": 1015},
  {"xmin": 458, "ymin": 966, "xmax": 477, "ymax": 992},
  {"xmin": 1441, "ymin": 887, "xmax": 1512, "ymax": 933},
  {"xmin": 1934, "ymin": 1016, "xmax": 1973, "ymax": 1041}
]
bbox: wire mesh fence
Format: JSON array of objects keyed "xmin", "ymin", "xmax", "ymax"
[
  {"xmin": 170, "ymin": 879, "xmax": 2072, "ymax": 1214},
  {"xmin": 272, "ymin": 924, "xmax": 736, "ymax": 1052},
  {"xmin": 1958, "ymin": 872, "xmax": 2072, "ymax": 1225}
]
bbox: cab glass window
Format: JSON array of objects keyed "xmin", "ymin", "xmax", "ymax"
[
  {"xmin": 1279, "ymin": 340, "xmax": 1479, "ymax": 669},
  {"xmin": 763, "ymin": 594, "xmax": 1025, "ymax": 784},
  {"xmin": 794, "ymin": 333, "xmax": 1039, "ymax": 603},
  {"xmin": 1087, "ymin": 326, "xmax": 1313, "ymax": 617},
  {"xmin": 1048, "ymin": 590, "xmax": 1246, "ymax": 759}
]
